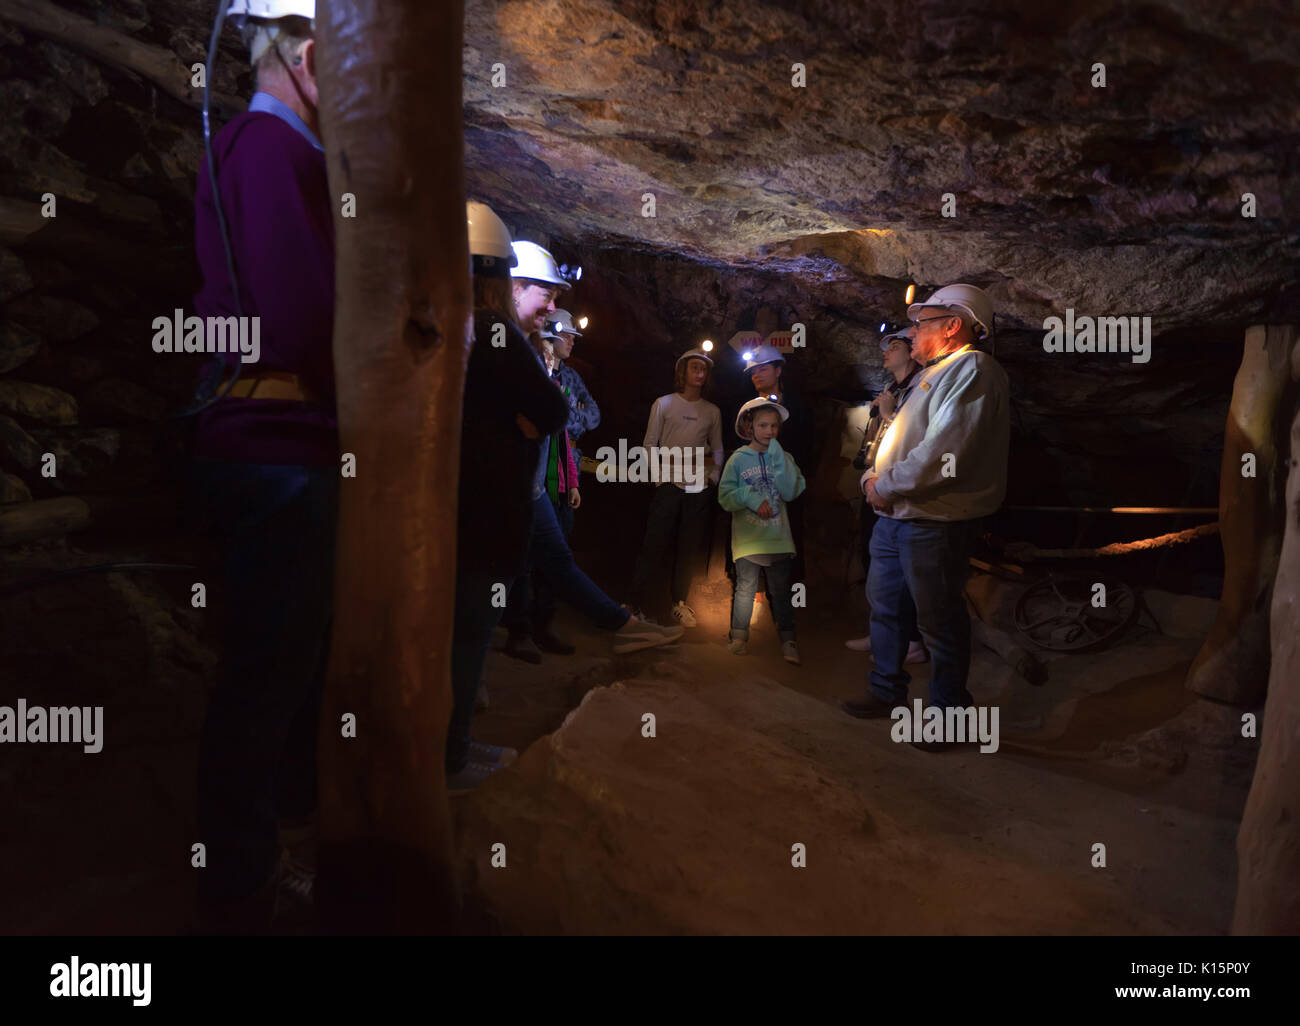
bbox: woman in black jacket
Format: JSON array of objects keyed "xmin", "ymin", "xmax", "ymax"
[{"xmin": 450, "ymin": 203, "xmax": 570, "ymax": 793}]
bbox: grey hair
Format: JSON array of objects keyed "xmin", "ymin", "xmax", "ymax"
[{"xmin": 240, "ymin": 15, "xmax": 314, "ymax": 73}]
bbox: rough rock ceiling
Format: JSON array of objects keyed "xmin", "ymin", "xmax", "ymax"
[{"xmin": 464, "ymin": 0, "xmax": 1300, "ymax": 330}]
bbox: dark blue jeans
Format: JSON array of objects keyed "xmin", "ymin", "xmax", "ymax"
[
  {"xmin": 504, "ymin": 496, "xmax": 574, "ymax": 635},
  {"xmin": 190, "ymin": 461, "xmax": 338, "ymax": 902},
  {"xmin": 516, "ymin": 493, "xmax": 628, "ymax": 631},
  {"xmin": 867, "ymin": 516, "xmax": 975, "ymax": 710},
  {"xmin": 731, "ymin": 556, "xmax": 796, "ymax": 642},
  {"xmin": 448, "ymin": 570, "xmax": 510, "ymax": 772}
]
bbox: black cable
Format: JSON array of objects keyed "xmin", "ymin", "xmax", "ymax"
[{"xmin": 173, "ymin": 0, "xmax": 243, "ymax": 419}]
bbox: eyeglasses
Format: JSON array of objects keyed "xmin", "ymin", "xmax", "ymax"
[{"xmin": 909, "ymin": 315, "xmax": 952, "ymax": 329}]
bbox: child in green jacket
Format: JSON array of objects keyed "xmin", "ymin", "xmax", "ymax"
[{"xmin": 718, "ymin": 397, "xmax": 807, "ymax": 664}]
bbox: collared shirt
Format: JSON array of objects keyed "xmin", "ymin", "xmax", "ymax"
[{"xmin": 248, "ymin": 91, "xmax": 323, "ymax": 152}]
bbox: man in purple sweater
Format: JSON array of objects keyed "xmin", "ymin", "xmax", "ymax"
[{"xmin": 188, "ymin": 2, "xmax": 333, "ymax": 932}]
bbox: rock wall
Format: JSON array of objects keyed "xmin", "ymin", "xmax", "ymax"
[{"xmin": 0, "ymin": 3, "xmax": 248, "ymax": 516}]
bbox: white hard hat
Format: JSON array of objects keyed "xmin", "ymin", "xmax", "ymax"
[
  {"xmin": 907, "ymin": 283, "xmax": 994, "ymax": 340},
  {"xmin": 467, "ymin": 201, "xmax": 515, "ymax": 278},
  {"xmin": 742, "ymin": 343, "xmax": 785, "ymax": 373},
  {"xmin": 228, "ymin": 0, "xmax": 316, "ymax": 20},
  {"xmin": 734, "ymin": 395, "xmax": 789, "ymax": 440},
  {"xmin": 547, "ymin": 309, "xmax": 582, "ymax": 337},
  {"xmin": 229, "ymin": 0, "xmax": 315, "ymax": 64},
  {"xmin": 675, "ymin": 346, "xmax": 714, "ymax": 370},
  {"xmin": 510, "ymin": 241, "xmax": 570, "ymax": 290}
]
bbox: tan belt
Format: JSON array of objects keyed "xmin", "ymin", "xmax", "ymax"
[{"xmin": 221, "ymin": 371, "xmax": 321, "ymax": 404}]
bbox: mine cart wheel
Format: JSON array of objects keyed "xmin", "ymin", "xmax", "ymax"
[{"xmin": 1013, "ymin": 573, "xmax": 1138, "ymax": 652}]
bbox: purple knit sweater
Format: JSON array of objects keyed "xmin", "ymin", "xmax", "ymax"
[{"xmin": 191, "ymin": 110, "xmax": 338, "ymax": 466}]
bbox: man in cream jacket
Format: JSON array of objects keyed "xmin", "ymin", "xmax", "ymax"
[{"xmin": 842, "ymin": 284, "xmax": 1009, "ymax": 725}]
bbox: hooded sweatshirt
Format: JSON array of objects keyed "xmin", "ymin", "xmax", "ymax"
[{"xmin": 718, "ymin": 438, "xmax": 806, "ymax": 560}]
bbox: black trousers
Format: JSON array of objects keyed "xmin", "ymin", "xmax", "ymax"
[{"xmin": 632, "ymin": 483, "xmax": 715, "ymax": 613}]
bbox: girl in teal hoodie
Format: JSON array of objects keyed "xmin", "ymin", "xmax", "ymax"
[{"xmin": 718, "ymin": 398, "xmax": 807, "ymax": 664}]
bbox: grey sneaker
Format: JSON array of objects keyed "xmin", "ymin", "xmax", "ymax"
[
  {"xmin": 613, "ymin": 614, "xmax": 684, "ymax": 654},
  {"xmin": 727, "ymin": 638, "xmax": 747, "ymax": 655},
  {"xmin": 671, "ymin": 601, "xmax": 698, "ymax": 627},
  {"xmin": 447, "ymin": 759, "xmax": 503, "ymax": 795},
  {"xmin": 782, "ymin": 641, "xmax": 801, "ymax": 665},
  {"xmin": 469, "ymin": 739, "xmax": 517, "ymax": 766}
]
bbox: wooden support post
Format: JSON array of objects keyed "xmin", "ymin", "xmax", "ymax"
[
  {"xmin": 315, "ymin": 0, "xmax": 470, "ymax": 933},
  {"xmin": 1234, "ymin": 326, "xmax": 1300, "ymax": 933},
  {"xmin": 1185, "ymin": 325, "xmax": 1295, "ymax": 704}
]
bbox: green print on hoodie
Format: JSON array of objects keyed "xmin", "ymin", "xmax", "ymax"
[{"xmin": 718, "ymin": 438, "xmax": 807, "ymax": 560}]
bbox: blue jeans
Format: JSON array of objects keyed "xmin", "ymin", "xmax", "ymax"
[
  {"xmin": 504, "ymin": 496, "xmax": 574, "ymax": 635},
  {"xmin": 521, "ymin": 493, "xmax": 628, "ymax": 631},
  {"xmin": 448, "ymin": 570, "xmax": 510, "ymax": 771},
  {"xmin": 189, "ymin": 461, "xmax": 338, "ymax": 901},
  {"xmin": 867, "ymin": 516, "xmax": 975, "ymax": 710},
  {"xmin": 730, "ymin": 556, "xmax": 796, "ymax": 642}
]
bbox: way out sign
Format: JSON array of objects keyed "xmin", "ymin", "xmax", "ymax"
[
  {"xmin": 727, "ymin": 330, "xmax": 763, "ymax": 354},
  {"xmin": 726, "ymin": 329, "xmax": 801, "ymax": 354}
]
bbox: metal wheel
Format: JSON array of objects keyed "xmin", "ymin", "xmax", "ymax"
[{"xmin": 1013, "ymin": 573, "xmax": 1137, "ymax": 652}]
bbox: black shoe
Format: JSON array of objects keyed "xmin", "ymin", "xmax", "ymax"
[
  {"xmin": 503, "ymin": 633, "xmax": 542, "ymax": 664},
  {"xmin": 533, "ymin": 629, "xmax": 575, "ymax": 655},
  {"xmin": 840, "ymin": 693, "xmax": 904, "ymax": 719}
]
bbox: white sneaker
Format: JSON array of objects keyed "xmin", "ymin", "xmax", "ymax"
[
  {"xmin": 671, "ymin": 601, "xmax": 698, "ymax": 627},
  {"xmin": 845, "ymin": 636, "xmax": 872, "ymax": 652},
  {"xmin": 613, "ymin": 614, "xmax": 684, "ymax": 654},
  {"xmin": 469, "ymin": 739, "xmax": 517, "ymax": 766},
  {"xmin": 782, "ymin": 641, "xmax": 801, "ymax": 665},
  {"xmin": 447, "ymin": 759, "xmax": 502, "ymax": 795}
]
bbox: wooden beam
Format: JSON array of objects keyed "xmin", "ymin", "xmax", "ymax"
[
  {"xmin": 0, "ymin": 496, "xmax": 90, "ymax": 546},
  {"xmin": 1234, "ymin": 326, "xmax": 1300, "ymax": 933},
  {"xmin": 314, "ymin": 0, "xmax": 470, "ymax": 933},
  {"xmin": 0, "ymin": 0, "xmax": 244, "ymax": 114},
  {"xmin": 1186, "ymin": 324, "xmax": 1295, "ymax": 704}
]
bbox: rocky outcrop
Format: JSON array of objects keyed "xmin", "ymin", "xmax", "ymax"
[{"xmin": 456, "ymin": 677, "xmax": 1178, "ymax": 934}]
